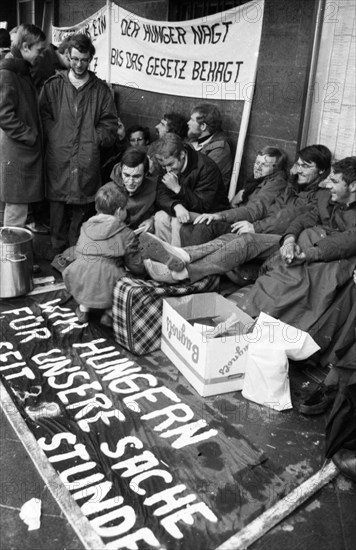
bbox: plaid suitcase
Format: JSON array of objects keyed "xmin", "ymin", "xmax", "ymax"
[{"xmin": 112, "ymin": 275, "xmax": 220, "ymax": 355}]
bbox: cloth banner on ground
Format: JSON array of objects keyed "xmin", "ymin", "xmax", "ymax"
[
  {"xmin": 0, "ymin": 289, "xmax": 288, "ymax": 550},
  {"xmin": 242, "ymin": 312, "xmax": 320, "ymax": 411},
  {"xmin": 52, "ymin": 0, "xmax": 264, "ymax": 99}
]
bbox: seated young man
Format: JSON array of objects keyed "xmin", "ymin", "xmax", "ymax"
[
  {"xmin": 187, "ymin": 102, "xmax": 233, "ymax": 189},
  {"xmin": 110, "ymin": 147, "xmax": 157, "ymax": 233},
  {"xmin": 153, "ymin": 133, "xmax": 230, "ymax": 246},
  {"xmin": 154, "ymin": 112, "xmax": 187, "ymax": 140},
  {"xmin": 141, "ymin": 144, "xmax": 331, "ymax": 283},
  {"xmin": 181, "ymin": 145, "xmax": 289, "ymax": 246}
]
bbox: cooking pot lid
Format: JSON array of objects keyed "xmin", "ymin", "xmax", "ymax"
[{"xmin": 0, "ymin": 227, "xmax": 33, "ymax": 244}]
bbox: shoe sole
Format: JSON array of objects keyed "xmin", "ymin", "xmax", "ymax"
[{"xmin": 139, "ymin": 233, "xmax": 185, "ymax": 272}]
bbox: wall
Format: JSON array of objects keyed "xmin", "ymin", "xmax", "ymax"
[
  {"xmin": 0, "ymin": 2, "xmax": 17, "ymax": 30},
  {"xmin": 57, "ymin": 0, "xmax": 317, "ymax": 184},
  {"xmin": 307, "ymin": 0, "xmax": 356, "ymax": 159}
]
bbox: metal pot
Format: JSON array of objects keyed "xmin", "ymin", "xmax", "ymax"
[{"xmin": 0, "ymin": 227, "xmax": 34, "ymax": 298}]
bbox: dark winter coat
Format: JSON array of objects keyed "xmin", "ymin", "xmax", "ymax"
[
  {"xmin": 194, "ymin": 131, "xmax": 233, "ymax": 189},
  {"xmin": 235, "ymin": 193, "xmax": 356, "ymax": 333},
  {"xmin": 284, "ymin": 189, "xmax": 356, "ymax": 262},
  {"xmin": 222, "ymin": 176, "xmax": 322, "ymax": 235},
  {"xmin": 63, "ymin": 213, "xmax": 146, "ymax": 308},
  {"xmin": 0, "ymin": 49, "xmax": 43, "ymax": 203},
  {"xmin": 156, "ymin": 146, "xmax": 230, "ymax": 216},
  {"xmin": 39, "ymin": 70, "xmax": 118, "ymax": 204}
]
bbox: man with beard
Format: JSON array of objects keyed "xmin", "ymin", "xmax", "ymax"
[
  {"xmin": 154, "ymin": 112, "xmax": 187, "ymax": 139},
  {"xmin": 187, "ymin": 103, "xmax": 233, "ymax": 189}
]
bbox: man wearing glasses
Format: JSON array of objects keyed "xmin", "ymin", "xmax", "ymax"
[{"xmin": 40, "ymin": 34, "xmax": 118, "ymax": 258}]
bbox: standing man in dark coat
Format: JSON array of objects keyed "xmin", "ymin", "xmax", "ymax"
[
  {"xmin": 0, "ymin": 24, "xmax": 46, "ymax": 227},
  {"xmin": 40, "ymin": 34, "xmax": 118, "ymax": 257}
]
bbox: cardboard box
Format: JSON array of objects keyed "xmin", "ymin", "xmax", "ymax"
[{"xmin": 161, "ymin": 293, "xmax": 254, "ymax": 397}]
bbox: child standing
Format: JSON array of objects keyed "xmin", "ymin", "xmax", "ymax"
[{"xmin": 63, "ymin": 182, "xmax": 146, "ymax": 326}]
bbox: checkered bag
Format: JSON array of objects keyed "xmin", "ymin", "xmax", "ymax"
[{"xmin": 112, "ymin": 275, "xmax": 220, "ymax": 355}]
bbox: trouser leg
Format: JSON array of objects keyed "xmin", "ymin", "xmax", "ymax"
[
  {"xmin": 50, "ymin": 201, "xmax": 68, "ymax": 250},
  {"xmin": 69, "ymin": 203, "xmax": 94, "ymax": 247},
  {"xmin": 186, "ymin": 233, "xmax": 281, "ymax": 282},
  {"xmin": 4, "ymin": 203, "xmax": 28, "ymax": 227},
  {"xmin": 171, "ymin": 217, "xmax": 182, "ymax": 246},
  {"xmin": 180, "ymin": 220, "xmax": 232, "ymax": 246},
  {"xmin": 154, "ymin": 210, "xmax": 173, "ymax": 243}
]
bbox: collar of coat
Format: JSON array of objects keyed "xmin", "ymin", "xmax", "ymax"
[
  {"xmin": 181, "ymin": 145, "xmax": 199, "ymax": 176},
  {"xmin": 47, "ymin": 68, "xmax": 99, "ymax": 90}
]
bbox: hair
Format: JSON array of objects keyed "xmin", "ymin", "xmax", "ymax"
[
  {"xmin": 164, "ymin": 113, "xmax": 187, "ymax": 138},
  {"xmin": 13, "ymin": 24, "xmax": 46, "ymax": 49},
  {"xmin": 0, "ymin": 28, "xmax": 11, "ymax": 49},
  {"xmin": 95, "ymin": 182, "xmax": 128, "ymax": 215},
  {"xmin": 298, "ymin": 144, "xmax": 332, "ymax": 173},
  {"xmin": 332, "ymin": 157, "xmax": 356, "ymax": 185},
  {"xmin": 121, "ymin": 147, "xmax": 149, "ymax": 174},
  {"xmin": 57, "ymin": 36, "xmax": 72, "ymax": 54},
  {"xmin": 191, "ymin": 103, "xmax": 222, "ymax": 134},
  {"xmin": 127, "ymin": 125, "xmax": 150, "ymax": 144},
  {"xmin": 68, "ymin": 33, "xmax": 95, "ymax": 57},
  {"xmin": 154, "ymin": 133, "xmax": 184, "ymax": 160},
  {"xmin": 257, "ymin": 146, "xmax": 289, "ymax": 174}
]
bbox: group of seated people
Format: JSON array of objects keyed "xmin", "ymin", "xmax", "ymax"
[{"xmin": 63, "ymin": 130, "xmax": 355, "ymax": 458}]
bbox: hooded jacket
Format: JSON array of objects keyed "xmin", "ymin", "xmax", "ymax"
[
  {"xmin": 39, "ymin": 70, "xmax": 118, "ymax": 204},
  {"xmin": 63, "ymin": 213, "xmax": 145, "ymax": 308},
  {"xmin": 0, "ymin": 49, "xmax": 43, "ymax": 203}
]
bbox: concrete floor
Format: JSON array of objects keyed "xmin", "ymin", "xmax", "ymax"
[{"xmin": 1, "ymin": 369, "xmax": 356, "ymax": 550}]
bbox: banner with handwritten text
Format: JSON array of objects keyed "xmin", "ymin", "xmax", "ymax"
[
  {"xmin": 0, "ymin": 289, "xmax": 284, "ymax": 549},
  {"xmin": 52, "ymin": 0, "xmax": 264, "ymax": 100}
]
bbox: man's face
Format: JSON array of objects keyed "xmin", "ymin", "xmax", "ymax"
[
  {"xmin": 295, "ymin": 157, "xmax": 321, "ymax": 186},
  {"xmin": 69, "ymin": 47, "xmax": 91, "ymax": 78},
  {"xmin": 157, "ymin": 151, "xmax": 185, "ymax": 175},
  {"xmin": 121, "ymin": 163, "xmax": 145, "ymax": 195},
  {"xmin": 253, "ymin": 155, "xmax": 277, "ymax": 179},
  {"xmin": 187, "ymin": 112, "xmax": 203, "ymax": 140},
  {"xmin": 326, "ymin": 170, "xmax": 353, "ymax": 204},
  {"xmin": 155, "ymin": 118, "xmax": 169, "ymax": 138},
  {"xmin": 22, "ymin": 40, "xmax": 46, "ymax": 66}
]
